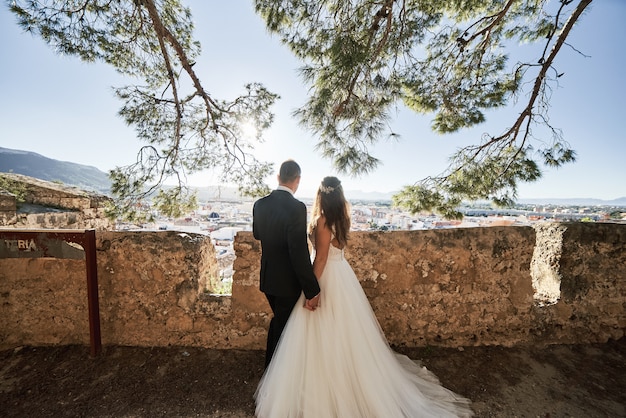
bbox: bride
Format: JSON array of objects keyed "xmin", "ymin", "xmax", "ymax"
[{"xmin": 255, "ymin": 176, "xmax": 473, "ymax": 417}]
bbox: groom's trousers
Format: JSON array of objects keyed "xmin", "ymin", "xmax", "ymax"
[{"xmin": 265, "ymin": 293, "xmax": 301, "ymax": 368}]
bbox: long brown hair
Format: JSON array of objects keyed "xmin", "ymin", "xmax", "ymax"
[{"xmin": 309, "ymin": 176, "xmax": 350, "ymax": 247}]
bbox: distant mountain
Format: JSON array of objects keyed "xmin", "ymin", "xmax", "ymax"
[
  {"xmin": 189, "ymin": 185, "xmax": 250, "ymax": 202},
  {"xmin": 517, "ymin": 197, "xmax": 626, "ymax": 206},
  {"xmin": 191, "ymin": 187, "xmax": 394, "ymax": 202},
  {"xmin": 0, "ymin": 147, "xmax": 111, "ymax": 193},
  {"xmin": 2, "ymin": 147, "xmax": 623, "ymax": 207},
  {"xmin": 341, "ymin": 190, "xmax": 395, "ymax": 202}
]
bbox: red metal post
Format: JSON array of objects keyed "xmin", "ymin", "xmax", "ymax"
[{"xmin": 83, "ymin": 229, "xmax": 102, "ymax": 357}]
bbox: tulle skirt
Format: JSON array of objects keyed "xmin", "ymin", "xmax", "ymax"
[{"xmin": 255, "ymin": 247, "xmax": 473, "ymax": 417}]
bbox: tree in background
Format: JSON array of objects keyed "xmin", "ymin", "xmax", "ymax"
[
  {"xmin": 10, "ymin": 0, "xmax": 594, "ymax": 219},
  {"xmin": 10, "ymin": 0, "xmax": 277, "ymax": 221},
  {"xmin": 255, "ymin": 0, "xmax": 592, "ymax": 218}
]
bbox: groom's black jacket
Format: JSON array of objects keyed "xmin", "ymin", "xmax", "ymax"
[{"xmin": 253, "ymin": 189, "xmax": 320, "ymax": 299}]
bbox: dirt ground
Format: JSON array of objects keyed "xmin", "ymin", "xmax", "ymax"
[{"xmin": 1, "ymin": 338, "xmax": 625, "ymax": 418}]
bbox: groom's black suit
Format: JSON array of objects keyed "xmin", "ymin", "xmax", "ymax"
[{"xmin": 253, "ymin": 189, "xmax": 320, "ymax": 367}]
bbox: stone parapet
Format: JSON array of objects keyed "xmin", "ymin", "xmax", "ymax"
[
  {"xmin": 12, "ymin": 211, "xmax": 112, "ymax": 230},
  {"xmin": 0, "ymin": 223, "xmax": 624, "ymax": 350},
  {"xmin": 0, "ymin": 173, "xmax": 112, "ymax": 230},
  {"xmin": 0, "ymin": 190, "xmax": 17, "ymax": 225},
  {"xmin": 0, "ymin": 189, "xmax": 16, "ymax": 211}
]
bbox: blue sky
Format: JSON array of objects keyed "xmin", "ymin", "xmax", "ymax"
[{"xmin": 1, "ymin": 1, "xmax": 624, "ymax": 200}]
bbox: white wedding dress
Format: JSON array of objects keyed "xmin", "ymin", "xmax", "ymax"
[{"xmin": 255, "ymin": 242, "xmax": 473, "ymax": 417}]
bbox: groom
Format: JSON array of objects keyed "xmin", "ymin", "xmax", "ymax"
[{"xmin": 253, "ymin": 160, "xmax": 321, "ymax": 368}]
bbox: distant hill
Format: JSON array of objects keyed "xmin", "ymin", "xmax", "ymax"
[
  {"xmin": 1, "ymin": 147, "xmax": 623, "ymax": 207},
  {"xmin": 188, "ymin": 186, "xmax": 394, "ymax": 203},
  {"xmin": 187, "ymin": 185, "xmax": 250, "ymax": 202},
  {"xmin": 517, "ymin": 197, "xmax": 626, "ymax": 206},
  {"xmin": 0, "ymin": 147, "xmax": 111, "ymax": 193},
  {"xmin": 339, "ymin": 190, "xmax": 395, "ymax": 202}
]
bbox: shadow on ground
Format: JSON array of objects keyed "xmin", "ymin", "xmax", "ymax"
[{"xmin": 1, "ymin": 338, "xmax": 625, "ymax": 417}]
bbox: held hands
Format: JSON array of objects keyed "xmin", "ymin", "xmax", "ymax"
[{"xmin": 304, "ymin": 293, "xmax": 321, "ymax": 311}]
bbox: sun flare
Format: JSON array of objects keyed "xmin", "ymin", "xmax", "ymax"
[{"xmin": 240, "ymin": 120, "xmax": 258, "ymax": 138}]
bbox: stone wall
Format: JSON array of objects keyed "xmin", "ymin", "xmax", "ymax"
[
  {"xmin": 1, "ymin": 223, "xmax": 624, "ymax": 351},
  {"xmin": 0, "ymin": 173, "xmax": 109, "ymax": 211},
  {"xmin": 0, "ymin": 173, "xmax": 112, "ymax": 230},
  {"xmin": 10, "ymin": 211, "xmax": 112, "ymax": 230},
  {"xmin": 0, "ymin": 190, "xmax": 17, "ymax": 224},
  {"xmin": 233, "ymin": 224, "xmax": 626, "ymax": 347}
]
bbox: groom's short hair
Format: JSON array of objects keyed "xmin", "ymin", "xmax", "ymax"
[{"xmin": 279, "ymin": 160, "xmax": 301, "ymax": 183}]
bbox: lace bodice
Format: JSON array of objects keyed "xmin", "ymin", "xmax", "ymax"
[
  {"xmin": 327, "ymin": 243, "xmax": 345, "ymax": 260},
  {"xmin": 310, "ymin": 227, "xmax": 345, "ymax": 261}
]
